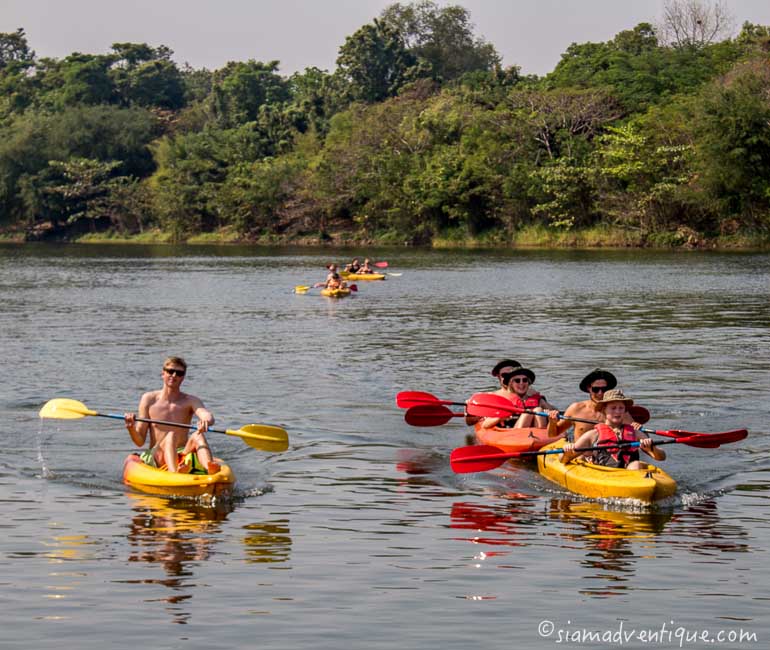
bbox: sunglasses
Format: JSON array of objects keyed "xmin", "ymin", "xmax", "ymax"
[
  {"xmin": 511, "ymin": 377, "xmax": 530, "ymax": 384},
  {"xmin": 163, "ymin": 367, "xmax": 186, "ymax": 377},
  {"xmin": 590, "ymin": 386, "xmax": 607, "ymax": 394}
]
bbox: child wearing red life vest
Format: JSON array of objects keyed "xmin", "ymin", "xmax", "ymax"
[{"xmin": 560, "ymin": 389, "xmax": 666, "ymax": 469}]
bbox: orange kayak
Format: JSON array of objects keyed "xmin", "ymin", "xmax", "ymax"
[{"xmin": 474, "ymin": 422, "xmax": 561, "ymax": 456}]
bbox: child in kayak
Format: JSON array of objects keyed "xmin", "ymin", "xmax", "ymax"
[
  {"xmin": 560, "ymin": 389, "xmax": 665, "ymax": 469},
  {"xmin": 124, "ymin": 356, "xmax": 220, "ymax": 474},
  {"xmin": 314, "ymin": 263, "xmax": 348, "ymax": 290}
]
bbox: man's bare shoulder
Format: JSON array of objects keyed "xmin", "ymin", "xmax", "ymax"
[
  {"xmin": 140, "ymin": 390, "xmax": 162, "ymax": 404},
  {"xmin": 565, "ymin": 399, "xmax": 593, "ymax": 414}
]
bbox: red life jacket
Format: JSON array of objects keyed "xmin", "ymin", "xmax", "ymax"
[
  {"xmin": 595, "ymin": 423, "xmax": 638, "ymax": 467},
  {"xmin": 509, "ymin": 392, "xmax": 543, "ymax": 411}
]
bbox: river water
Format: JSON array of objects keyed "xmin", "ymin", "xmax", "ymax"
[{"xmin": 0, "ymin": 243, "xmax": 768, "ymax": 649}]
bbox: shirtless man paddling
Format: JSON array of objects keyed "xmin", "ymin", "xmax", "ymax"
[
  {"xmin": 546, "ymin": 368, "xmax": 638, "ymax": 439},
  {"xmin": 124, "ymin": 356, "xmax": 219, "ymax": 474}
]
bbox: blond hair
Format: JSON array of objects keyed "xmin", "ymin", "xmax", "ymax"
[{"xmin": 163, "ymin": 356, "xmax": 187, "ymax": 370}]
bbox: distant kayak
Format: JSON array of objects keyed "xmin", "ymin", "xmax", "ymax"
[
  {"xmin": 339, "ymin": 272, "xmax": 385, "ymax": 281},
  {"xmin": 536, "ymin": 439, "xmax": 676, "ymax": 503},
  {"xmin": 122, "ymin": 453, "xmax": 235, "ymax": 498},
  {"xmin": 474, "ymin": 422, "xmax": 559, "ymax": 456},
  {"xmin": 321, "ymin": 287, "xmax": 351, "ymax": 297}
]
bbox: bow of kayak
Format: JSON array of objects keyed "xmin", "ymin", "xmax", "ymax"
[
  {"xmin": 123, "ymin": 453, "xmax": 235, "ymax": 498},
  {"xmin": 320, "ymin": 287, "xmax": 351, "ymax": 298},
  {"xmin": 537, "ymin": 439, "xmax": 676, "ymax": 503}
]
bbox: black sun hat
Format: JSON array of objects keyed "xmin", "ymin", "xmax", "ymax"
[
  {"xmin": 500, "ymin": 366, "xmax": 536, "ymax": 384},
  {"xmin": 579, "ymin": 368, "xmax": 618, "ymax": 393},
  {"xmin": 491, "ymin": 359, "xmax": 522, "ymax": 377}
]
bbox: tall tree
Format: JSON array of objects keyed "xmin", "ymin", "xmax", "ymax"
[
  {"xmin": 380, "ymin": 1, "xmax": 500, "ymax": 81},
  {"xmin": 336, "ymin": 19, "xmax": 417, "ymax": 103},
  {"xmin": 657, "ymin": 0, "xmax": 734, "ymax": 48}
]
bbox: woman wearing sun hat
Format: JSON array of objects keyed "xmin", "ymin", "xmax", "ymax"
[
  {"xmin": 479, "ymin": 366, "xmax": 558, "ymax": 430},
  {"xmin": 560, "ymin": 388, "xmax": 666, "ymax": 470}
]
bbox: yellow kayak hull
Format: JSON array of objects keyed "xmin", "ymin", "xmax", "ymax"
[
  {"xmin": 123, "ymin": 453, "xmax": 235, "ymax": 498},
  {"xmin": 537, "ymin": 439, "xmax": 677, "ymax": 503},
  {"xmin": 320, "ymin": 287, "xmax": 351, "ymax": 297},
  {"xmin": 339, "ymin": 272, "xmax": 385, "ymax": 281}
]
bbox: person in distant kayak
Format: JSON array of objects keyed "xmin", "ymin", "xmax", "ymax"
[
  {"xmin": 124, "ymin": 356, "xmax": 220, "ymax": 474},
  {"xmin": 358, "ymin": 258, "xmax": 375, "ymax": 274},
  {"xmin": 344, "ymin": 258, "xmax": 361, "ymax": 273},
  {"xmin": 478, "ymin": 366, "xmax": 558, "ymax": 430},
  {"xmin": 560, "ymin": 389, "xmax": 665, "ymax": 469},
  {"xmin": 545, "ymin": 368, "xmax": 640, "ymax": 440},
  {"xmin": 314, "ymin": 263, "xmax": 347, "ymax": 290}
]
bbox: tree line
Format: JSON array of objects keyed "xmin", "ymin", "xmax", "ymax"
[{"xmin": 1, "ymin": 0, "xmax": 769, "ymax": 246}]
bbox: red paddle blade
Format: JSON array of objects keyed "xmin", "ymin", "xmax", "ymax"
[
  {"xmin": 675, "ymin": 429, "xmax": 748, "ymax": 447},
  {"xmin": 450, "ymin": 444, "xmax": 521, "ymax": 474},
  {"xmin": 374, "ymin": 261, "xmax": 388, "ymax": 268},
  {"xmin": 396, "ymin": 391, "xmax": 440, "ymax": 408},
  {"xmin": 396, "ymin": 391, "xmax": 464, "ymax": 409},
  {"xmin": 466, "ymin": 393, "xmax": 523, "ymax": 418},
  {"xmin": 349, "ymin": 284, "xmax": 358, "ymax": 292},
  {"xmin": 658, "ymin": 428, "xmax": 748, "ymax": 442},
  {"xmin": 404, "ymin": 405, "xmax": 461, "ymax": 427},
  {"xmin": 629, "ymin": 405, "xmax": 651, "ymax": 424}
]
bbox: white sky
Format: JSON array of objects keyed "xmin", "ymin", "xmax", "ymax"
[{"xmin": 3, "ymin": 0, "xmax": 770, "ymax": 76}]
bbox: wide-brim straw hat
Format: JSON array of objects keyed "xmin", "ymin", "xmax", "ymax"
[
  {"xmin": 579, "ymin": 368, "xmax": 618, "ymax": 393},
  {"xmin": 596, "ymin": 388, "xmax": 634, "ymax": 408}
]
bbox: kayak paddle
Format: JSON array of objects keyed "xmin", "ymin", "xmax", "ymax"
[
  {"xmin": 395, "ymin": 390, "xmax": 466, "ymax": 409},
  {"xmin": 450, "ymin": 428, "xmax": 748, "ymax": 474},
  {"xmin": 39, "ymin": 398, "xmax": 289, "ymax": 452},
  {"xmin": 404, "ymin": 404, "xmax": 465, "ymax": 427},
  {"xmin": 467, "ymin": 393, "xmax": 687, "ymax": 439}
]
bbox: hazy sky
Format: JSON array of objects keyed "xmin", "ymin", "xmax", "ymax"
[{"xmin": 4, "ymin": 0, "xmax": 770, "ymax": 76}]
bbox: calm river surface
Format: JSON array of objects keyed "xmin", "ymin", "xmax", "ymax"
[{"xmin": 1, "ymin": 243, "xmax": 768, "ymax": 649}]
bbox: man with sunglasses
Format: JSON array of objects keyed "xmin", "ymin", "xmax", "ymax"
[
  {"xmin": 124, "ymin": 356, "xmax": 219, "ymax": 474},
  {"xmin": 546, "ymin": 368, "xmax": 636, "ymax": 440}
]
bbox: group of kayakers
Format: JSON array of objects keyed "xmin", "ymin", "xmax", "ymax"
[
  {"xmin": 313, "ymin": 258, "xmax": 377, "ymax": 290},
  {"xmin": 470, "ymin": 360, "xmax": 665, "ymax": 470}
]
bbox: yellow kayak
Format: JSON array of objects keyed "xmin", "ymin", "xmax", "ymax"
[
  {"xmin": 321, "ymin": 287, "xmax": 351, "ymax": 297},
  {"xmin": 537, "ymin": 439, "xmax": 676, "ymax": 503},
  {"xmin": 123, "ymin": 453, "xmax": 235, "ymax": 498},
  {"xmin": 339, "ymin": 272, "xmax": 385, "ymax": 281}
]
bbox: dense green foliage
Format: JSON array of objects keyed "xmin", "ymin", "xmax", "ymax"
[{"xmin": 1, "ymin": 2, "xmax": 769, "ymax": 246}]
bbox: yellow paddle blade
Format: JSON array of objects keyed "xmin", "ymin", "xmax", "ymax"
[
  {"xmin": 294, "ymin": 285, "xmax": 310, "ymax": 294},
  {"xmin": 226, "ymin": 424, "xmax": 289, "ymax": 452},
  {"xmin": 39, "ymin": 398, "xmax": 97, "ymax": 419}
]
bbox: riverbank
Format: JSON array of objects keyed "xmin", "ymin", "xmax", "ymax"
[{"xmin": 3, "ymin": 224, "xmax": 769, "ymax": 249}]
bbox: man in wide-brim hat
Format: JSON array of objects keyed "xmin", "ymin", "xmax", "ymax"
[
  {"xmin": 547, "ymin": 368, "xmax": 637, "ymax": 440},
  {"xmin": 560, "ymin": 389, "xmax": 666, "ymax": 469}
]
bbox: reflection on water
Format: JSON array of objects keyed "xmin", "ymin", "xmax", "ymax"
[
  {"xmin": 119, "ymin": 494, "xmax": 293, "ymax": 623},
  {"xmin": 243, "ymin": 521, "xmax": 292, "ymax": 563},
  {"xmin": 450, "ymin": 496, "xmax": 542, "ymax": 552},
  {"xmin": 123, "ymin": 494, "xmax": 234, "ymax": 624},
  {"xmin": 549, "ymin": 499, "xmax": 675, "ymax": 597}
]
